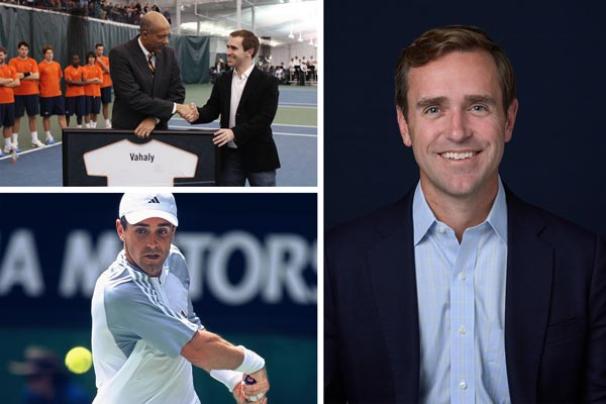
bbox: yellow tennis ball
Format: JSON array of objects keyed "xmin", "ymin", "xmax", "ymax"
[{"xmin": 65, "ymin": 346, "xmax": 92, "ymax": 374}]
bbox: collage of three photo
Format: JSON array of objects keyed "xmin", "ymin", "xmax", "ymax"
[{"xmin": 3, "ymin": 0, "xmax": 606, "ymax": 403}]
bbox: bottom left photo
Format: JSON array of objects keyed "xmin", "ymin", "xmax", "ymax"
[{"xmin": 0, "ymin": 192, "xmax": 317, "ymax": 404}]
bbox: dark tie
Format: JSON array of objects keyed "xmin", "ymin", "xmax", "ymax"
[{"xmin": 147, "ymin": 53, "xmax": 155, "ymax": 74}]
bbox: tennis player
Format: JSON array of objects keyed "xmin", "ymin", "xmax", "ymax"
[
  {"xmin": 38, "ymin": 45, "xmax": 66, "ymax": 144},
  {"xmin": 91, "ymin": 192, "xmax": 269, "ymax": 403}
]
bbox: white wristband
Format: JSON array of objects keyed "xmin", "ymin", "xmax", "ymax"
[
  {"xmin": 210, "ymin": 369, "xmax": 242, "ymax": 392},
  {"xmin": 235, "ymin": 345, "xmax": 265, "ymax": 374}
]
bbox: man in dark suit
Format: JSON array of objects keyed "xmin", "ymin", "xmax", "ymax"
[
  {"xmin": 188, "ymin": 30, "xmax": 280, "ymax": 186},
  {"xmin": 325, "ymin": 25, "xmax": 606, "ymax": 403},
  {"xmin": 109, "ymin": 11, "xmax": 195, "ymax": 137}
]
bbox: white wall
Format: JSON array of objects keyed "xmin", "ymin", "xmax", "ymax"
[{"xmin": 209, "ymin": 36, "xmax": 227, "ymax": 68}]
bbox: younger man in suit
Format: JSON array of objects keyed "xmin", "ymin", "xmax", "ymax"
[
  {"xmin": 187, "ymin": 30, "xmax": 280, "ymax": 186},
  {"xmin": 325, "ymin": 25, "xmax": 606, "ymax": 403}
]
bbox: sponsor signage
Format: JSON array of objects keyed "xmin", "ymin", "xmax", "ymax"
[{"xmin": 0, "ymin": 194, "xmax": 316, "ymax": 334}]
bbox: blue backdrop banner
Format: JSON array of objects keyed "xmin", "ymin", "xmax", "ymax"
[{"xmin": 0, "ymin": 193, "xmax": 317, "ymax": 336}]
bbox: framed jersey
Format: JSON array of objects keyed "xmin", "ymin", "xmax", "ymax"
[{"xmin": 62, "ymin": 129, "xmax": 218, "ymax": 186}]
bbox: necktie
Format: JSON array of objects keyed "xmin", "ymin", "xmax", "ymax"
[{"xmin": 147, "ymin": 53, "xmax": 155, "ymax": 74}]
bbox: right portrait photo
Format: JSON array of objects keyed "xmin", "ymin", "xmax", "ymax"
[{"xmin": 324, "ymin": 1, "xmax": 606, "ymax": 403}]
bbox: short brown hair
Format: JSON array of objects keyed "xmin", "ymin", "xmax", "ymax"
[
  {"xmin": 395, "ymin": 25, "xmax": 516, "ymax": 118},
  {"xmin": 230, "ymin": 29, "xmax": 259, "ymax": 58},
  {"xmin": 42, "ymin": 45, "xmax": 53, "ymax": 55}
]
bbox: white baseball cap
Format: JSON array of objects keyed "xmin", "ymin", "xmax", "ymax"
[{"xmin": 119, "ymin": 192, "xmax": 178, "ymax": 226}]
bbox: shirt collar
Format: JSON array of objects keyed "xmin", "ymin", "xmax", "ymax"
[
  {"xmin": 485, "ymin": 177, "xmax": 508, "ymax": 243},
  {"xmin": 137, "ymin": 36, "xmax": 153, "ymax": 59},
  {"xmin": 234, "ymin": 63, "xmax": 254, "ymax": 80},
  {"xmin": 412, "ymin": 176, "xmax": 508, "ymax": 245},
  {"xmin": 412, "ymin": 182, "xmax": 437, "ymax": 245}
]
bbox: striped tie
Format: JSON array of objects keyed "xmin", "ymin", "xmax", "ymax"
[{"xmin": 147, "ymin": 52, "xmax": 155, "ymax": 74}]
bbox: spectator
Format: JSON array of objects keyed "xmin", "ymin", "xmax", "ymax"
[
  {"xmin": 0, "ymin": 0, "xmax": 158, "ymax": 24},
  {"xmin": 8, "ymin": 346, "xmax": 90, "ymax": 404}
]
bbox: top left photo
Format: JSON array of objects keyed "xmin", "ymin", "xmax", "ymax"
[{"xmin": 0, "ymin": 0, "xmax": 318, "ymax": 186}]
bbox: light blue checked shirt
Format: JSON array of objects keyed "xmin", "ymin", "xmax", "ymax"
[{"xmin": 413, "ymin": 179, "xmax": 511, "ymax": 404}]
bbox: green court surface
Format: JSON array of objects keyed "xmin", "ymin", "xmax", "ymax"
[
  {"xmin": 8, "ymin": 84, "xmax": 317, "ymax": 151},
  {"xmin": 0, "ymin": 328, "xmax": 316, "ymax": 403}
]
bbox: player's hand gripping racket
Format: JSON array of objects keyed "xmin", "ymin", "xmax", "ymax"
[{"xmin": 243, "ymin": 375, "xmax": 265, "ymax": 402}]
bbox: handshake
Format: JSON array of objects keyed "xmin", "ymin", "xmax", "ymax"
[{"xmin": 176, "ymin": 103, "xmax": 199, "ymax": 123}]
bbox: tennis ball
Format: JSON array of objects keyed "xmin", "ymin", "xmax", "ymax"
[{"xmin": 65, "ymin": 346, "xmax": 92, "ymax": 374}]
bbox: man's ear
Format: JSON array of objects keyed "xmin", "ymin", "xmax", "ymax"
[
  {"xmin": 504, "ymin": 98, "xmax": 519, "ymax": 143},
  {"xmin": 116, "ymin": 219, "xmax": 125, "ymax": 241},
  {"xmin": 397, "ymin": 107, "xmax": 412, "ymax": 147}
]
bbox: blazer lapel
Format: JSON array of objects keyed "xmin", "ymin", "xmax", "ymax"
[
  {"xmin": 129, "ymin": 37, "xmax": 153, "ymax": 92},
  {"xmin": 366, "ymin": 195, "xmax": 420, "ymax": 402},
  {"xmin": 237, "ymin": 67, "xmax": 257, "ymax": 112},
  {"xmin": 221, "ymin": 71, "xmax": 233, "ymax": 127},
  {"xmin": 505, "ymin": 192, "xmax": 553, "ymax": 403}
]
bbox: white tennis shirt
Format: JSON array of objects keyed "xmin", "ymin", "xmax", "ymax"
[{"xmin": 91, "ymin": 245, "xmax": 203, "ymax": 403}]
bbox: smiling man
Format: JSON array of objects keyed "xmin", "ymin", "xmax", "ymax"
[
  {"xmin": 187, "ymin": 29, "xmax": 281, "ymax": 186},
  {"xmin": 325, "ymin": 26, "xmax": 606, "ymax": 403},
  {"xmin": 91, "ymin": 192, "xmax": 270, "ymax": 403}
]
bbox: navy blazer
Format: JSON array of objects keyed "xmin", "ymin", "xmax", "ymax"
[
  {"xmin": 325, "ymin": 189, "xmax": 606, "ymax": 403},
  {"xmin": 193, "ymin": 67, "xmax": 280, "ymax": 172},
  {"xmin": 109, "ymin": 36, "xmax": 185, "ymax": 130}
]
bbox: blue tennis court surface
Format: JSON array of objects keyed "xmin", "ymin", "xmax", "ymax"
[
  {"xmin": 0, "ymin": 144, "xmax": 63, "ymax": 186},
  {"xmin": 278, "ymin": 87, "xmax": 317, "ymax": 107},
  {"xmin": 0, "ymin": 123, "xmax": 316, "ymax": 186}
]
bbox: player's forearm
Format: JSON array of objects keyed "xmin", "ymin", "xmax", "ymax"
[
  {"xmin": 22, "ymin": 72, "xmax": 39, "ymax": 80},
  {"xmin": 181, "ymin": 330, "xmax": 244, "ymax": 372},
  {"xmin": 97, "ymin": 61, "xmax": 109, "ymax": 72}
]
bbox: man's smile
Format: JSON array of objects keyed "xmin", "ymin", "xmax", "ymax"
[{"xmin": 438, "ymin": 150, "xmax": 480, "ymax": 161}]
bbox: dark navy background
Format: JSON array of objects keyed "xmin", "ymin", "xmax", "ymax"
[
  {"xmin": 325, "ymin": 0, "xmax": 606, "ymax": 237},
  {"xmin": 0, "ymin": 193, "xmax": 316, "ymax": 336}
]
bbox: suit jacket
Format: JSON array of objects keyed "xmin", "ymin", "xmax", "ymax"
[
  {"xmin": 193, "ymin": 67, "xmax": 280, "ymax": 172},
  {"xmin": 109, "ymin": 36, "xmax": 185, "ymax": 130},
  {"xmin": 325, "ymin": 189, "xmax": 606, "ymax": 403}
]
